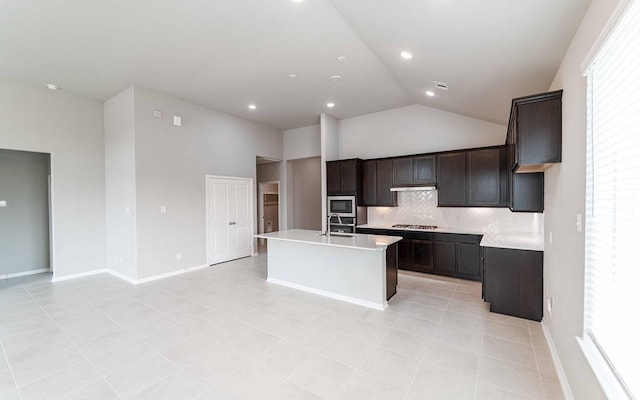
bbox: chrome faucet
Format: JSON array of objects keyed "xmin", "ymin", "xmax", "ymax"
[{"xmin": 327, "ymin": 213, "xmax": 342, "ymax": 237}]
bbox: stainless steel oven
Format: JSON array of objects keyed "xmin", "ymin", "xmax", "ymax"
[{"xmin": 327, "ymin": 196, "xmax": 356, "ymax": 217}]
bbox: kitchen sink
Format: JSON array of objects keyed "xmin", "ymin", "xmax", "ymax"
[{"xmin": 318, "ymin": 233, "xmax": 355, "ymax": 238}]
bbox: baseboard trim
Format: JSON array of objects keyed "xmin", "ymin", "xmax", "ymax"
[
  {"xmin": 108, "ymin": 264, "xmax": 210, "ymax": 285},
  {"xmin": 1, "ymin": 268, "xmax": 50, "ymax": 280},
  {"xmin": 108, "ymin": 269, "xmax": 137, "ymax": 284},
  {"xmin": 266, "ymin": 277, "xmax": 387, "ymax": 311},
  {"xmin": 541, "ymin": 320, "xmax": 575, "ymax": 400},
  {"xmin": 51, "ymin": 268, "xmax": 108, "ymax": 282}
]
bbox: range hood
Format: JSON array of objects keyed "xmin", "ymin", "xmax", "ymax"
[{"xmin": 390, "ymin": 185, "xmax": 437, "ymax": 192}]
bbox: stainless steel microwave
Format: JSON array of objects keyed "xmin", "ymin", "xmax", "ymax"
[{"xmin": 327, "ymin": 196, "xmax": 356, "ymax": 217}]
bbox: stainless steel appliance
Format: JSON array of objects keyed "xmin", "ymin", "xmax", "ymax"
[{"xmin": 327, "ymin": 196, "xmax": 356, "ymax": 217}]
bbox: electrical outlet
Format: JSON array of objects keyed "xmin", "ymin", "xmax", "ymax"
[
  {"xmin": 153, "ymin": 110, "xmax": 162, "ymax": 118},
  {"xmin": 549, "ymin": 231, "xmax": 553, "ymax": 244},
  {"xmin": 176, "ymin": 253, "xmax": 182, "ymax": 261},
  {"xmin": 160, "ymin": 206, "xmax": 166, "ymax": 214},
  {"xmin": 119, "ymin": 256, "xmax": 123, "ymax": 264},
  {"xmin": 547, "ymin": 297, "xmax": 554, "ymax": 316}
]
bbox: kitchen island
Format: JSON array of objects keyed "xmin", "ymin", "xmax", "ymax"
[{"xmin": 254, "ymin": 229, "xmax": 402, "ymax": 310}]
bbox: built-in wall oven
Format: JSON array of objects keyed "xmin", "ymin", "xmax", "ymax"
[{"xmin": 327, "ymin": 196, "xmax": 357, "ymax": 233}]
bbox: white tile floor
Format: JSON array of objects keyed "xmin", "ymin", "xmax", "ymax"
[{"xmin": 0, "ymin": 253, "xmax": 564, "ymax": 400}]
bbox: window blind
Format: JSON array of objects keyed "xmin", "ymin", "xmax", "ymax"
[{"xmin": 585, "ymin": 1, "xmax": 640, "ymax": 398}]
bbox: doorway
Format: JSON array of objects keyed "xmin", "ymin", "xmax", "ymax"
[
  {"xmin": 0, "ymin": 149, "xmax": 52, "ymax": 279},
  {"xmin": 257, "ymin": 182, "xmax": 280, "ymax": 247},
  {"xmin": 205, "ymin": 175, "xmax": 253, "ymax": 265}
]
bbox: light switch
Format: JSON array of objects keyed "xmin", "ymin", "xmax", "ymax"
[
  {"xmin": 160, "ymin": 206, "xmax": 166, "ymax": 214},
  {"xmin": 0, "ymin": 200, "xmax": 6, "ymax": 207},
  {"xmin": 153, "ymin": 110, "xmax": 162, "ymax": 118},
  {"xmin": 576, "ymin": 213, "xmax": 582, "ymax": 233},
  {"xmin": 173, "ymin": 115, "xmax": 182, "ymax": 127},
  {"xmin": 549, "ymin": 231, "xmax": 553, "ymax": 244}
]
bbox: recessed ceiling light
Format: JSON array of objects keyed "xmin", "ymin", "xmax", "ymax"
[
  {"xmin": 336, "ymin": 56, "xmax": 347, "ymax": 62},
  {"xmin": 327, "ymin": 102, "xmax": 335, "ymax": 108},
  {"xmin": 46, "ymin": 83, "xmax": 59, "ymax": 90},
  {"xmin": 248, "ymin": 104, "xmax": 257, "ymax": 110},
  {"xmin": 426, "ymin": 91, "xmax": 435, "ymax": 97},
  {"xmin": 400, "ymin": 51, "xmax": 413, "ymax": 60},
  {"xmin": 289, "ymin": 74, "xmax": 297, "ymax": 79},
  {"xmin": 292, "ymin": 0, "xmax": 303, "ymax": 3},
  {"xmin": 330, "ymin": 75, "xmax": 342, "ymax": 83}
]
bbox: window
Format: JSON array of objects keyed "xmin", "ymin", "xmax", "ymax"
[{"xmin": 584, "ymin": 0, "xmax": 640, "ymax": 399}]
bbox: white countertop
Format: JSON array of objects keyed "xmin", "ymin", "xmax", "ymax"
[
  {"xmin": 480, "ymin": 232, "xmax": 544, "ymax": 252},
  {"xmin": 254, "ymin": 229, "xmax": 403, "ymax": 251},
  {"xmin": 357, "ymin": 224, "xmax": 544, "ymax": 251},
  {"xmin": 357, "ymin": 224, "xmax": 485, "ymax": 236}
]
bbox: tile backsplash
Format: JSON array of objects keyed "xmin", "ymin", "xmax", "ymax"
[{"xmin": 368, "ymin": 191, "xmax": 543, "ymax": 236}]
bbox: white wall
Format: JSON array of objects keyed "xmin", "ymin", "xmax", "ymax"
[
  {"xmin": 131, "ymin": 86, "xmax": 283, "ymax": 279},
  {"xmin": 0, "ymin": 80, "xmax": 105, "ymax": 279},
  {"xmin": 320, "ymin": 114, "xmax": 339, "ymax": 232},
  {"xmin": 104, "ymin": 87, "xmax": 137, "ymax": 280},
  {"xmin": 338, "ymin": 104, "xmax": 506, "ymax": 159},
  {"xmin": 544, "ymin": 1, "xmax": 621, "ymax": 399},
  {"xmin": 284, "ymin": 124, "xmax": 320, "ymax": 160},
  {"xmin": 290, "ymin": 157, "xmax": 322, "ymax": 230}
]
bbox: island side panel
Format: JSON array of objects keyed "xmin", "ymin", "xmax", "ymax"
[{"xmin": 266, "ymin": 239, "xmax": 387, "ymax": 310}]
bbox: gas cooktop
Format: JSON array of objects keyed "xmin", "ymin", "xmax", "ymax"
[{"xmin": 392, "ymin": 224, "xmax": 438, "ymax": 230}]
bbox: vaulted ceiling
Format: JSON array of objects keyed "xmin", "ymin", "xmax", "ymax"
[{"xmin": 0, "ymin": 0, "xmax": 591, "ymax": 130}]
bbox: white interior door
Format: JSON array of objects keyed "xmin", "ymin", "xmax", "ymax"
[{"xmin": 207, "ymin": 176, "xmax": 252, "ymax": 265}]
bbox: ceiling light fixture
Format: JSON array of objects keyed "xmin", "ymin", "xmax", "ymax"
[
  {"xmin": 330, "ymin": 75, "xmax": 342, "ymax": 83},
  {"xmin": 46, "ymin": 83, "xmax": 59, "ymax": 90},
  {"xmin": 292, "ymin": 0, "xmax": 303, "ymax": 3},
  {"xmin": 400, "ymin": 51, "xmax": 413, "ymax": 60},
  {"xmin": 425, "ymin": 91, "xmax": 435, "ymax": 97},
  {"xmin": 336, "ymin": 56, "xmax": 347, "ymax": 62},
  {"xmin": 327, "ymin": 102, "xmax": 335, "ymax": 108},
  {"xmin": 248, "ymin": 104, "xmax": 257, "ymax": 110},
  {"xmin": 435, "ymin": 81, "xmax": 449, "ymax": 90}
]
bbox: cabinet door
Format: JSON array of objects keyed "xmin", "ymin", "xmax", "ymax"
[
  {"xmin": 362, "ymin": 160, "xmax": 377, "ymax": 206},
  {"xmin": 434, "ymin": 241, "xmax": 456, "ymax": 272},
  {"xmin": 326, "ymin": 161, "xmax": 341, "ymax": 195},
  {"xmin": 511, "ymin": 172, "xmax": 544, "ymax": 212},
  {"xmin": 386, "ymin": 243, "xmax": 398, "ymax": 300},
  {"xmin": 377, "ymin": 159, "xmax": 397, "ymax": 206},
  {"xmin": 414, "ymin": 155, "xmax": 436, "ymax": 184},
  {"xmin": 393, "ymin": 157, "xmax": 414, "ymax": 186},
  {"xmin": 411, "ymin": 239, "xmax": 434, "ymax": 272},
  {"xmin": 340, "ymin": 159, "xmax": 358, "ymax": 194},
  {"xmin": 437, "ymin": 153, "xmax": 467, "ymax": 206},
  {"xmin": 457, "ymin": 242, "xmax": 481, "ymax": 276},
  {"xmin": 517, "ymin": 97, "xmax": 562, "ymax": 167},
  {"xmin": 397, "ymin": 239, "xmax": 411, "ymax": 269},
  {"xmin": 484, "ymin": 247, "xmax": 543, "ymax": 321},
  {"xmin": 467, "ymin": 148, "xmax": 503, "ymax": 206}
]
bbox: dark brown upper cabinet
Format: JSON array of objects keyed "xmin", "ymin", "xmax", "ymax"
[
  {"xmin": 326, "ymin": 159, "xmax": 362, "ymax": 198},
  {"xmin": 392, "ymin": 155, "xmax": 436, "ymax": 187},
  {"xmin": 509, "ymin": 90, "xmax": 563, "ymax": 173},
  {"xmin": 392, "ymin": 157, "xmax": 414, "ymax": 186},
  {"xmin": 413, "ymin": 155, "xmax": 437, "ymax": 185},
  {"xmin": 362, "ymin": 159, "xmax": 397, "ymax": 207},
  {"xmin": 467, "ymin": 148, "xmax": 507, "ymax": 207},
  {"xmin": 437, "ymin": 152, "xmax": 467, "ymax": 206}
]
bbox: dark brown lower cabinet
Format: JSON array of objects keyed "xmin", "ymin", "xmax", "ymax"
[
  {"xmin": 356, "ymin": 228, "xmax": 481, "ymax": 281},
  {"xmin": 482, "ymin": 247, "xmax": 543, "ymax": 321},
  {"xmin": 434, "ymin": 234, "xmax": 482, "ymax": 281},
  {"xmin": 386, "ymin": 243, "xmax": 398, "ymax": 300}
]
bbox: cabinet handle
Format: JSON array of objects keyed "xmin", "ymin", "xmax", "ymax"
[{"xmin": 229, "ymin": 222, "xmax": 236, "ymax": 225}]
